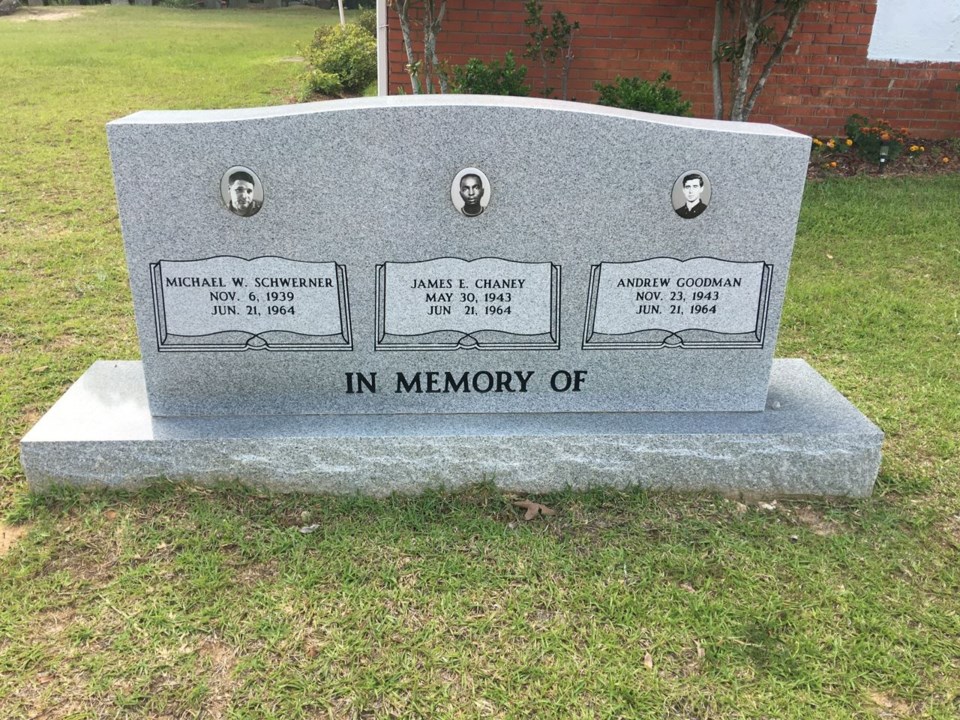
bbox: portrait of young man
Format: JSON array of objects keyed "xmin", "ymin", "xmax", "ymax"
[
  {"xmin": 222, "ymin": 168, "xmax": 263, "ymax": 218},
  {"xmin": 451, "ymin": 168, "xmax": 491, "ymax": 217},
  {"xmin": 674, "ymin": 172, "xmax": 709, "ymax": 219}
]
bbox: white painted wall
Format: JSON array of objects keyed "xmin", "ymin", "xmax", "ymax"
[{"xmin": 868, "ymin": 0, "xmax": 960, "ymax": 62}]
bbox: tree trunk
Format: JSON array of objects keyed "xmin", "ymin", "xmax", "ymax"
[
  {"xmin": 430, "ymin": 0, "xmax": 449, "ymax": 93},
  {"xmin": 713, "ymin": 0, "xmax": 812, "ymax": 121},
  {"xmin": 337, "ymin": 0, "xmax": 345, "ymax": 27},
  {"xmin": 392, "ymin": 0, "xmax": 422, "ymax": 94},
  {"xmin": 421, "ymin": 0, "xmax": 448, "ymax": 93},
  {"xmin": 390, "ymin": 0, "xmax": 450, "ymax": 95},
  {"xmin": 560, "ymin": 41, "xmax": 573, "ymax": 101},
  {"xmin": 559, "ymin": 20, "xmax": 578, "ymax": 101},
  {"xmin": 422, "ymin": 0, "xmax": 435, "ymax": 93},
  {"xmin": 711, "ymin": 0, "xmax": 724, "ymax": 119},
  {"xmin": 540, "ymin": 57, "xmax": 550, "ymax": 97},
  {"xmin": 730, "ymin": 0, "xmax": 761, "ymax": 121}
]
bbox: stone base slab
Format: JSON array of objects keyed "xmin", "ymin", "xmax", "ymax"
[{"xmin": 21, "ymin": 360, "xmax": 883, "ymax": 497}]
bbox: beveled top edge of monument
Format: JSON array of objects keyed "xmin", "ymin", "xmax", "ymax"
[{"xmin": 107, "ymin": 95, "xmax": 809, "ymax": 139}]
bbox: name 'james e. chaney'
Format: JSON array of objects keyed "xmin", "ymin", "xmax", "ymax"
[{"xmin": 409, "ymin": 277, "xmax": 527, "ymax": 289}]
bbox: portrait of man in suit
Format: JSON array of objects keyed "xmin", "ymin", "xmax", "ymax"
[{"xmin": 673, "ymin": 172, "xmax": 710, "ymax": 219}]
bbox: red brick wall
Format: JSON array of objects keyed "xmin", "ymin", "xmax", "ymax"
[{"xmin": 386, "ymin": 0, "xmax": 960, "ymax": 139}]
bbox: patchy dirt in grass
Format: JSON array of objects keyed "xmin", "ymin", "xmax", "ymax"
[
  {"xmin": 197, "ymin": 636, "xmax": 238, "ymax": 717},
  {"xmin": 0, "ymin": 521, "xmax": 31, "ymax": 557},
  {"xmin": 937, "ymin": 514, "xmax": 960, "ymax": 551},
  {"xmin": 792, "ymin": 506, "xmax": 842, "ymax": 536},
  {"xmin": 18, "ymin": 405, "xmax": 44, "ymax": 430},
  {"xmin": 231, "ymin": 559, "xmax": 280, "ymax": 586},
  {"xmin": 49, "ymin": 333, "xmax": 85, "ymax": 352},
  {"xmin": 5, "ymin": 8, "xmax": 83, "ymax": 22},
  {"xmin": 867, "ymin": 690, "xmax": 914, "ymax": 717},
  {"xmin": 35, "ymin": 607, "xmax": 79, "ymax": 639}
]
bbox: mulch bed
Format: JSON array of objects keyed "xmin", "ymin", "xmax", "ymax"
[{"xmin": 807, "ymin": 137, "xmax": 959, "ymax": 181}]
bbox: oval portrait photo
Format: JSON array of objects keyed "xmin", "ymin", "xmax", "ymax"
[
  {"xmin": 671, "ymin": 170, "xmax": 711, "ymax": 219},
  {"xmin": 221, "ymin": 166, "xmax": 264, "ymax": 218},
  {"xmin": 451, "ymin": 167, "xmax": 491, "ymax": 217}
]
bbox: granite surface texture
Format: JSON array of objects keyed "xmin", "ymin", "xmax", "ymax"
[
  {"xmin": 107, "ymin": 96, "xmax": 811, "ymax": 417},
  {"xmin": 22, "ymin": 360, "xmax": 883, "ymax": 498}
]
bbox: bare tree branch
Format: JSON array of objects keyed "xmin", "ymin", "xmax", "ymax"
[{"xmin": 743, "ymin": 5, "xmax": 803, "ymax": 118}]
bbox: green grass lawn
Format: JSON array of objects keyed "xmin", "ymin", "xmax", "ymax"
[{"xmin": 1, "ymin": 7, "xmax": 959, "ymax": 719}]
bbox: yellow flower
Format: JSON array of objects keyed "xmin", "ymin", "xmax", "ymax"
[
  {"xmin": 845, "ymin": 138, "xmax": 853, "ymax": 146},
  {"xmin": 827, "ymin": 140, "xmax": 836, "ymax": 149},
  {"xmin": 920, "ymin": 146, "xmax": 925, "ymax": 152},
  {"xmin": 943, "ymin": 157, "xmax": 951, "ymax": 164},
  {"xmin": 910, "ymin": 145, "xmax": 919, "ymax": 152},
  {"xmin": 812, "ymin": 138, "xmax": 823, "ymax": 146},
  {"xmin": 829, "ymin": 161, "xmax": 837, "ymax": 168}
]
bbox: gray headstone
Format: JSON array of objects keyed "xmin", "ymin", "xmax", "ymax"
[
  {"xmin": 106, "ymin": 97, "xmax": 810, "ymax": 417},
  {"xmin": 203, "ymin": 0, "xmax": 218, "ymax": 7},
  {"xmin": 231, "ymin": 0, "xmax": 248, "ymax": 7},
  {"xmin": 21, "ymin": 97, "xmax": 883, "ymax": 498},
  {"xmin": 264, "ymin": 0, "xmax": 280, "ymax": 7}
]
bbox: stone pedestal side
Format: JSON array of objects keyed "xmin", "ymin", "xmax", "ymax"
[{"xmin": 21, "ymin": 360, "xmax": 883, "ymax": 498}]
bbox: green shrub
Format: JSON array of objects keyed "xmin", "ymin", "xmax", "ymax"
[
  {"xmin": 844, "ymin": 114, "xmax": 908, "ymax": 164},
  {"xmin": 159, "ymin": 0, "xmax": 200, "ymax": 8},
  {"xmin": 302, "ymin": 69, "xmax": 342, "ymax": 98},
  {"xmin": 451, "ymin": 52, "xmax": 530, "ymax": 96},
  {"xmin": 357, "ymin": 8, "xmax": 377, "ymax": 38},
  {"xmin": 299, "ymin": 23, "xmax": 377, "ymax": 97},
  {"xmin": 593, "ymin": 72, "xmax": 691, "ymax": 116}
]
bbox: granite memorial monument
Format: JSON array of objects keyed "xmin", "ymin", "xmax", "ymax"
[{"xmin": 21, "ymin": 96, "xmax": 883, "ymax": 496}]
